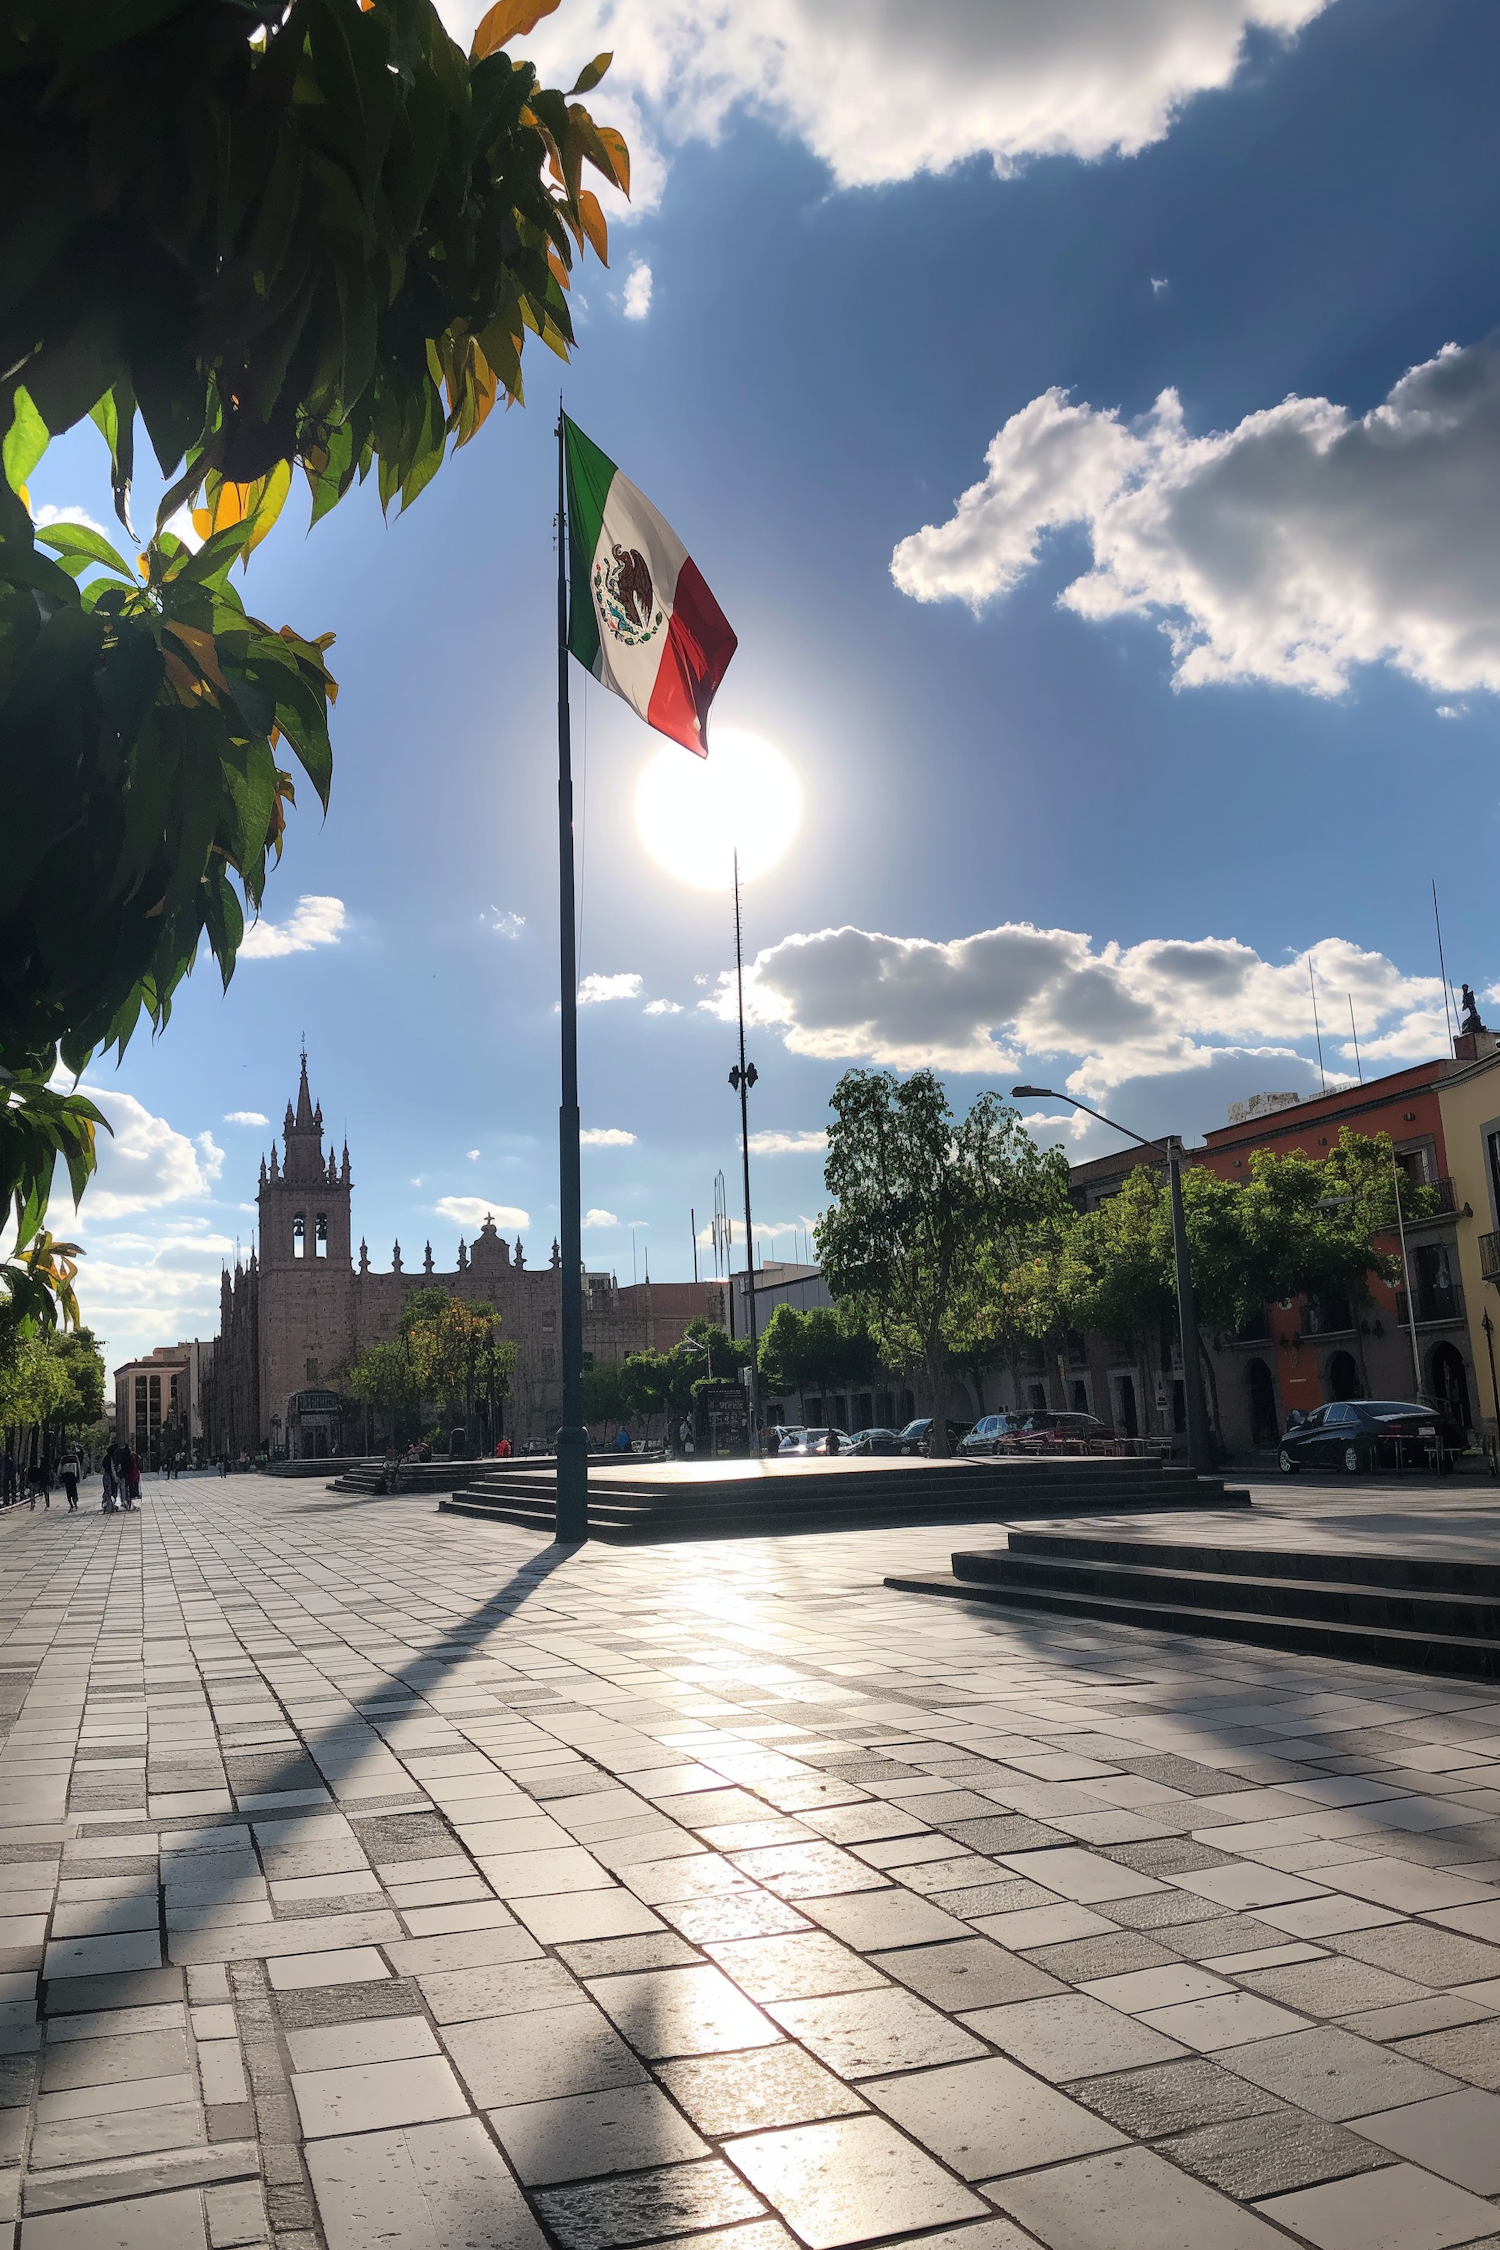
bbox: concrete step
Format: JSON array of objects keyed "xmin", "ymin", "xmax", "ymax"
[
  {"xmin": 884, "ymin": 1528, "xmax": 1500, "ymax": 1678},
  {"xmin": 438, "ymin": 1461, "xmax": 1251, "ymax": 1544}
]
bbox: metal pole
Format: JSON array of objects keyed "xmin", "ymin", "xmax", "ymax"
[
  {"xmin": 1009, "ymin": 1085, "xmax": 1214, "ymax": 1474},
  {"xmin": 1166, "ymin": 1139, "xmax": 1215, "ymax": 1475},
  {"xmin": 732, "ymin": 851, "xmax": 762, "ymax": 1450},
  {"xmin": 554, "ymin": 412, "xmax": 587, "ymax": 1541},
  {"xmin": 1482, "ymin": 1310, "xmax": 1499, "ymax": 1477},
  {"xmin": 1391, "ymin": 1147, "xmax": 1424, "ymax": 1397}
]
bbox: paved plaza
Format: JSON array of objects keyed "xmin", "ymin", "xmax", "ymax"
[{"xmin": 6, "ymin": 1477, "xmax": 1500, "ymax": 2250}]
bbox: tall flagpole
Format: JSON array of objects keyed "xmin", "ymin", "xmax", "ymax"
[
  {"xmin": 730, "ymin": 850, "xmax": 762, "ymax": 1451},
  {"xmin": 555, "ymin": 412, "xmax": 588, "ymax": 1540}
]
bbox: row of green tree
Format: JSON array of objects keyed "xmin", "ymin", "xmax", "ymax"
[
  {"xmin": 0, "ymin": 1322, "xmax": 107, "ymax": 1484},
  {"xmin": 811, "ymin": 1069, "xmax": 1431, "ymax": 1453}
]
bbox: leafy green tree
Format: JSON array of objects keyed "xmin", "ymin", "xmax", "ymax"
[
  {"xmin": 344, "ymin": 1339, "xmax": 423, "ymax": 1442},
  {"xmin": 1051, "ymin": 1130, "xmax": 1423, "ymax": 1432},
  {"xmin": 1, "ymin": 0, "xmax": 628, "ymax": 1304},
  {"xmin": 582, "ymin": 1359, "xmax": 629, "ymax": 1433},
  {"xmin": 757, "ymin": 1304, "xmax": 875, "ymax": 1405},
  {"xmin": 818, "ymin": 1069, "xmax": 1072, "ymax": 1454}
]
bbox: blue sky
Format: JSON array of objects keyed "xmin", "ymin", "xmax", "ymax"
[{"xmin": 34, "ymin": 0, "xmax": 1500, "ymax": 1368}]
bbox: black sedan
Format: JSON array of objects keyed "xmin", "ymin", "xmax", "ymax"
[
  {"xmin": 850, "ymin": 1428, "xmax": 901, "ymax": 1455},
  {"xmin": 1277, "ymin": 1399, "xmax": 1467, "ymax": 1476},
  {"xmin": 893, "ymin": 1417, "xmax": 973, "ymax": 1456}
]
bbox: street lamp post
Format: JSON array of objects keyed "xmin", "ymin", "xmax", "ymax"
[
  {"xmin": 728, "ymin": 850, "xmax": 762, "ymax": 1452},
  {"xmin": 1012, "ymin": 1086, "xmax": 1216, "ymax": 1476}
]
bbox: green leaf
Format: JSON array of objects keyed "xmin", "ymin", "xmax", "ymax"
[
  {"xmin": 3, "ymin": 387, "xmax": 50, "ymax": 496},
  {"xmin": 568, "ymin": 52, "xmax": 611, "ymax": 96},
  {"xmin": 34, "ymin": 522, "xmax": 134, "ymax": 580}
]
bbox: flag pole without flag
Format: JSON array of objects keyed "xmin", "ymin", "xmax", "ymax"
[{"xmin": 555, "ymin": 408, "xmax": 588, "ymax": 1541}]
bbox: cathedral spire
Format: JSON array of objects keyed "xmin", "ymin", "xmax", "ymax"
[{"xmin": 295, "ymin": 1050, "xmax": 315, "ymax": 1130}]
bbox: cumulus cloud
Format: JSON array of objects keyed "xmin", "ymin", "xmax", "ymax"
[
  {"xmin": 584, "ymin": 1209, "xmax": 620, "ymax": 1228},
  {"xmin": 622, "ymin": 261, "xmax": 653, "ymax": 319},
  {"xmin": 644, "ymin": 998, "xmax": 683, "ymax": 1015},
  {"xmin": 465, "ymin": 0, "xmax": 1329, "ymax": 201},
  {"xmin": 240, "ymin": 894, "xmax": 347, "ymax": 959},
  {"xmin": 747, "ymin": 1129, "xmax": 828, "ymax": 1156},
  {"xmin": 33, "ymin": 503, "xmax": 114, "ymax": 540},
  {"xmin": 581, "ymin": 1128, "xmax": 637, "ymax": 1147},
  {"xmin": 579, "ymin": 972, "xmax": 644, "ymax": 1003},
  {"xmin": 223, "ymin": 1111, "xmax": 268, "ymax": 1127},
  {"xmin": 701, "ymin": 923, "xmax": 1448, "ymax": 1097},
  {"xmin": 433, "ymin": 1197, "xmax": 528, "ymax": 1229},
  {"xmin": 893, "ymin": 337, "xmax": 1500, "ymax": 697},
  {"xmin": 75, "ymin": 1091, "xmax": 224, "ymax": 1218}
]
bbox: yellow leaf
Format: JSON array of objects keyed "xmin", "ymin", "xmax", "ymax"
[
  {"xmin": 592, "ymin": 124, "xmax": 630, "ymax": 197},
  {"xmin": 163, "ymin": 620, "xmax": 229, "ymax": 695},
  {"xmin": 471, "ymin": 0, "xmax": 559, "ymax": 61},
  {"xmin": 241, "ymin": 459, "xmax": 291, "ymax": 560},
  {"xmin": 547, "ymin": 245, "xmax": 571, "ymax": 290},
  {"xmin": 578, "ymin": 187, "xmax": 608, "ymax": 265}
]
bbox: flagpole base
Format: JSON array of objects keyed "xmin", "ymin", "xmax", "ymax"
[{"xmin": 555, "ymin": 1425, "xmax": 589, "ymax": 1544}]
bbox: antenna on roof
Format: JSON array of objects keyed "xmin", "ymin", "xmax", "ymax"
[
  {"xmin": 1433, "ymin": 878, "xmax": 1456, "ymax": 1052},
  {"xmin": 1308, "ymin": 956, "xmax": 1326, "ymax": 1094},
  {"xmin": 1347, "ymin": 995, "xmax": 1363, "ymax": 1085}
]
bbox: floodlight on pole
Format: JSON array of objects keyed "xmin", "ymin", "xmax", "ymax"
[{"xmin": 1009, "ymin": 1084, "xmax": 1214, "ymax": 1476}]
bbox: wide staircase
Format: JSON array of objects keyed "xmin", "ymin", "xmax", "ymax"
[
  {"xmin": 437, "ymin": 1456, "xmax": 1251, "ymax": 1544},
  {"xmin": 326, "ymin": 1459, "xmax": 478, "ymax": 1497},
  {"xmin": 886, "ymin": 1528, "xmax": 1500, "ymax": 1677}
]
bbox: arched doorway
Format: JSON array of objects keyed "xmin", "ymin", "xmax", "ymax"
[
  {"xmin": 1326, "ymin": 1350, "xmax": 1362, "ymax": 1402},
  {"xmin": 1245, "ymin": 1358, "xmax": 1279, "ymax": 1445},
  {"xmin": 1429, "ymin": 1342, "xmax": 1473, "ymax": 1429}
]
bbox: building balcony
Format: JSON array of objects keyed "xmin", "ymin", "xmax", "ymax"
[
  {"xmin": 1302, "ymin": 1296, "xmax": 1355, "ymax": 1337},
  {"xmin": 1395, "ymin": 1283, "xmax": 1466, "ymax": 1328},
  {"xmin": 1400, "ymin": 1176, "xmax": 1460, "ymax": 1222}
]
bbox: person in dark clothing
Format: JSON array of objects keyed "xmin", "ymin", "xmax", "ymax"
[{"xmin": 59, "ymin": 1448, "xmax": 81, "ymax": 1510}]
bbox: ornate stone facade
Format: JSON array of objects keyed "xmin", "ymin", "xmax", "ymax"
[{"xmin": 205, "ymin": 1059, "xmax": 722, "ymax": 1455}]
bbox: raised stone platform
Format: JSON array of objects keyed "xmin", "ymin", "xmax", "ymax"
[
  {"xmin": 888, "ymin": 1519, "xmax": 1500, "ymax": 1677},
  {"xmin": 437, "ymin": 1451, "xmax": 1251, "ymax": 1543}
]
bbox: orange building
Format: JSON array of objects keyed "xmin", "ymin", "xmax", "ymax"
[{"xmin": 1197, "ymin": 1060, "xmax": 1475, "ymax": 1444}]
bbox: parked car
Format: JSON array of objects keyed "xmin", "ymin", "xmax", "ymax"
[
  {"xmin": 893, "ymin": 1417, "xmax": 973, "ymax": 1456},
  {"xmin": 778, "ymin": 1427, "xmax": 852, "ymax": 1455},
  {"xmin": 959, "ymin": 1413, "xmax": 1033, "ymax": 1457},
  {"xmin": 776, "ymin": 1427, "xmax": 808, "ymax": 1453},
  {"xmin": 1277, "ymin": 1399, "xmax": 1467, "ymax": 1476},
  {"xmin": 850, "ymin": 1427, "xmax": 901, "ymax": 1455},
  {"xmin": 1017, "ymin": 1410, "xmax": 1110, "ymax": 1451}
]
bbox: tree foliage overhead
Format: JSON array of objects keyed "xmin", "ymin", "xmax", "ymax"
[
  {"xmin": 0, "ymin": 0, "xmax": 627, "ymax": 1312},
  {"xmin": 818, "ymin": 1069, "xmax": 1072, "ymax": 1453},
  {"xmin": 757, "ymin": 1304, "xmax": 876, "ymax": 1400}
]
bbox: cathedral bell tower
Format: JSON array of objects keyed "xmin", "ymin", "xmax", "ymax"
[{"xmin": 257, "ymin": 1054, "xmax": 353, "ymax": 1273}]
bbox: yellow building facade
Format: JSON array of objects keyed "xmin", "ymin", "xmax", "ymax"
[{"xmin": 1435, "ymin": 1040, "xmax": 1500, "ymax": 1443}]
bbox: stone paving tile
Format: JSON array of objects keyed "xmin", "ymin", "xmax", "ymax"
[
  {"xmin": 11, "ymin": 1475, "xmax": 1500, "ymax": 2250},
  {"xmin": 1255, "ymin": 2159, "xmax": 1500, "ymax": 2249}
]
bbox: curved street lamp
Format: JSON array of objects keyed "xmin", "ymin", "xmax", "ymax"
[{"xmin": 1011, "ymin": 1086, "xmax": 1215, "ymax": 1477}]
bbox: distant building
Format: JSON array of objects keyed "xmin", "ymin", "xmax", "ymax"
[
  {"xmin": 203, "ymin": 1057, "xmax": 724, "ymax": 1457},
  {"xmin": 113, "ymin": 1341, "xmax": 212, "ymax": 1463}
]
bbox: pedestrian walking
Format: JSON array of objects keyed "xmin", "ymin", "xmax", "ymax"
[
  {"xmin": 30, "ymin": 1455, "xmax": 51, "ymax": 1510},
  {"xmin": 59, "ymin": 1447, "xmax": 81, "ymax": 1511},
  {"xmin": 1, "ymin": 1448, "xmax": 13, "ymax": 1507},
  {"xmin": 494, "ymin": 1435, "xmax": 512, "ymax": 1458},
  {"xmin": 678, "ymin": 1416, "xmax": 694, "ymax": 1457}
]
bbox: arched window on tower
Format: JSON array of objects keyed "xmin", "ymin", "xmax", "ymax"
[
  {"xmin": 315, "ymin": 1212, "xmax": 328, "ymax": 1259},
  {"xmin": 293, "ymin": 1212, "xmax": 306, "ymax": 1258}
]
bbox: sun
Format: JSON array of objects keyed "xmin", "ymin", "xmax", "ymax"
[{"xmin": 634, "ymin": 730, "xmax": 801, "ymax": 889}]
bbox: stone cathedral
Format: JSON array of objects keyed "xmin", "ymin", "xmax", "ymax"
[{"xmin": 206, "ymin": 1058, "xmax": 699, "ymax": 1457}]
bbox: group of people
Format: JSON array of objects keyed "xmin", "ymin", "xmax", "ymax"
[{"xmin": 0, "ymin": 1443, "xmax": 141, "ymax": 1511}]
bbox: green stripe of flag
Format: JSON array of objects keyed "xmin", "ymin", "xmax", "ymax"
[{"xmin": 564, "ymin": 415, "xmax": 615, "ymax": 674}]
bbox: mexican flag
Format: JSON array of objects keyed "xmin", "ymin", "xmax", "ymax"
[{"xmin": 564, "ymin": 416, "xmax": 737, "ymax": 756}]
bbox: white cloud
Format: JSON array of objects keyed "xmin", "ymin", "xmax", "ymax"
[
  {"xmin": 223, "ymin": 1110, "xmax": 269, "ymax": 1127},
  {"xmin": 433, "ymin": 1197, "xmax": 529, "ymax": 1230},
  {"xmin": 644, "ymin": 998, "xmax": 683, "ymax": 1015},
  {"xmin": 581, "ymin": 1128, "xmax": 638, "ymax": 1147},
  {"xmin": 240, "ymin": 894, "xmax": 347, "ymax": 959},
  {"xmin": 33, "ymin": 503, "xmax": 114, "ymax": 540},
  {"xmin": 622, "ymin": 261, "xmax": 653, "ymax": 320},
  {"xmin": 584, "ymin": 1209, "xmax": 620, "ymax": 1228},
  {"xmin": 466, "ymin": 1149, "xmax": 481, "ymax": 1161},
  {"xmin": 486, "ymin": 908, "xmax": 526, "ymax": 939},
  {"xmin": 477, "ymin": 0, "xmax": 1329, "ymax": 202},
  {"xmin": 579, "ymin": 972, "xmax": 644, "ymax": 1004},
  {"xmin": 893, "ymin": 337, "xmax": 1500, "ymax": 698},
  {"xmin": 747, "ymin": 1129, "xmax": 827, "ymax": 1156},
  {"xmin": 702, "ymin": 922, "xmax": 1448, "ymax": 1097},
  {"xmin": 75, "ymin": 1090, "xmax": 225, "ymax": 1218}
]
